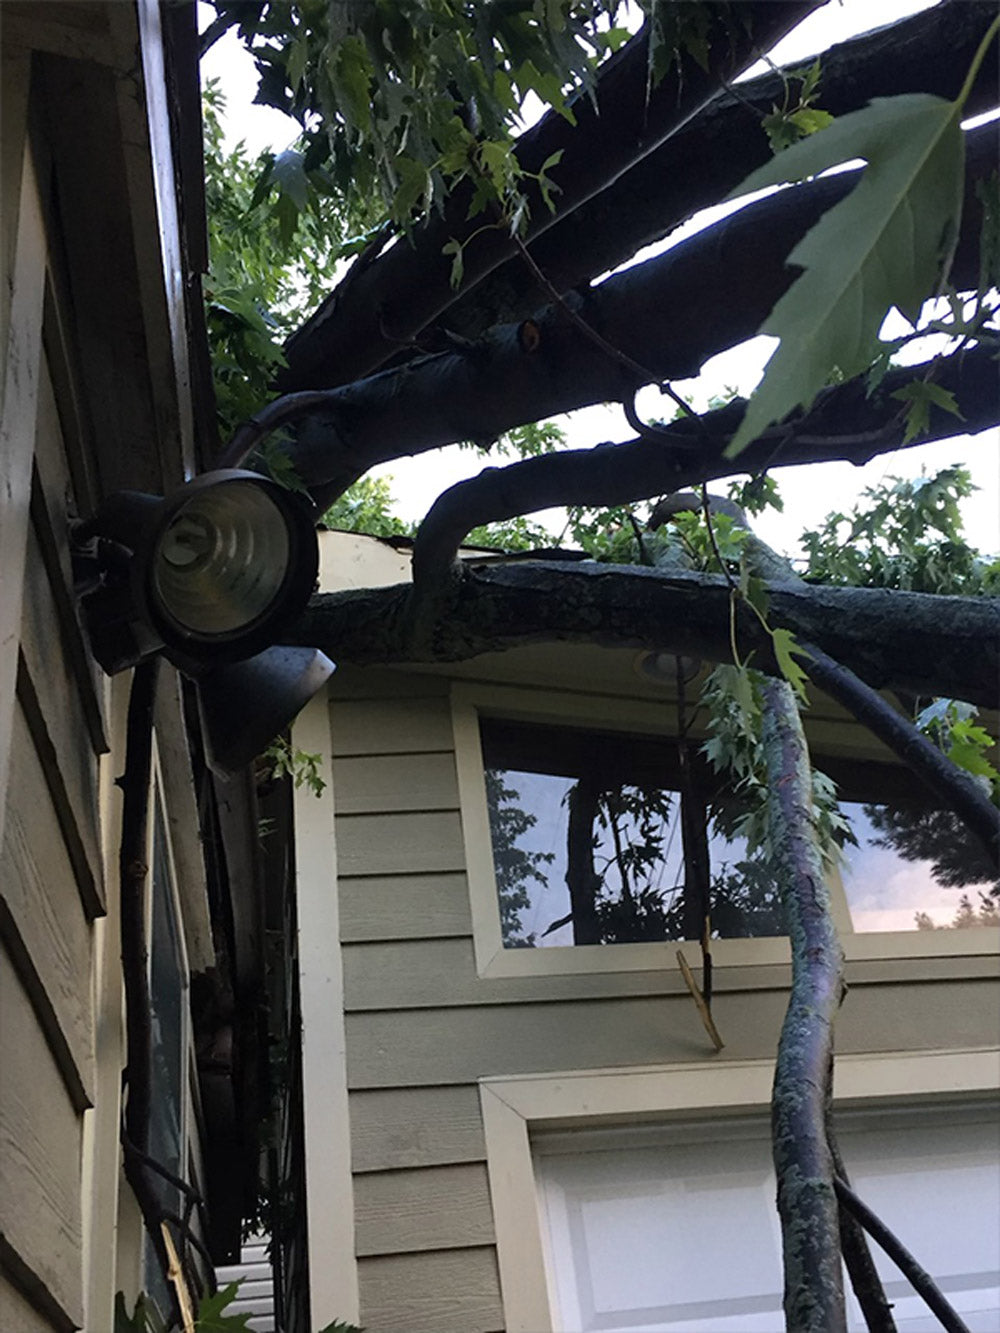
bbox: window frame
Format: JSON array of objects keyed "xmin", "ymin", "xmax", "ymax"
[
  {"xmin": 452, "ymin": 683, "xmax": 999, "ymax": 979},
  {"xmin": 141, "ymin": 745, "xmax": 193, "ymax": 1308}
]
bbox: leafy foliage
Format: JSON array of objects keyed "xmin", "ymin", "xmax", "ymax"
[
  {"xmin": 761, "ymin": 58, "xmax": 834, "ymax": 154},
  {"xmin": 262, "ymin": 735, "xmax": 326, "ymax": 796},
  {"xmin": 321, "ymin": 475, "xmax": 416, "ymax": 538},
  {"xmin": 726, "ymin": 91, "xmax": 967, "ymax": 456},
  {"xmin": 114, "ymin": 1283, "xmax": 253, "ymax": 1331},
  {"xmin": 203, "ymin": 82, "xmax": 367, "ymax": 438},
  {"xmin": 485, "ymin": 768, "xmax": 553, "ymax": 946},
  {"xmin": 203, "ymin": 1, "xmax": 629, "ymax": 233},
  {"xmin": 800, "ymin": 466, "xmax": 1000, "ymax": 595},
  {"xmin": 915, "ymin": 892, "xmax": 1000, "ymax": 929}
]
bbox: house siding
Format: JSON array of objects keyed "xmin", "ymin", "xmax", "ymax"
[
  {"xmin": 0, "ymin": 327, "xmax": 102, "ymax": 1329},
  {"xmin": 316, "ymin": 662, "xmax": 1000, "ymax": 1333},
  {"xmin": 0, "ymin": 7, "xmax": 228, "ymax": 1322}
]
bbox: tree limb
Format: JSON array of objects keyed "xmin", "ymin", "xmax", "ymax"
[
  {"xmin": 763, "ymin": 674, "xmax": 846, "ymax": 1331},
  {"xmin": 276, "ymin": 124, "xmax": 995, "ymax": 504},
  {"xmin": 277, "ymin": 2, "xmax": 819, "ymax": 392},
  {"xmin": 833, "ymin": 1179, "xmax": 972, "ymax": 1333},
  {"xmin": 799, "ymin": 642, "xmax": 999, "ymax": 870},
  {"xmin": 407, "ymin": 347, "xmax": 999, "ymax": 590},
  {"xmin": 826, "ymin": 1108, "xmax": 897, "ymax": 1333},
  {"xmin": 441, "ymin": 0, "xmax": 1000, "ymax": 340},
  {"xmin": 291, "ymin": 562, "xmax": 1000, "ymax": 707}
]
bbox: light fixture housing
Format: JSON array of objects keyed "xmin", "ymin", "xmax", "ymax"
[
  {"xmin": 75, "ymin": 470, "xmax": 320, "ymax": 674},
  {"xmin": 73, "ymin": 470, "xmax": 335, "ymax": 775}
]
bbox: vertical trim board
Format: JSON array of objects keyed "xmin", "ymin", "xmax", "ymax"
[
  {"xmin": 0, "ymin": 146, "xmax": 46, "ymax": 850},
  {"xmin": 292, "ymin": 693, "xmax": 359, "ymax": 1329}
]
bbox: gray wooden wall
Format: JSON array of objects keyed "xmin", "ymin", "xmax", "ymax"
[
  {"xmin": 326, "ymin": 665, "xmax": 1000, "ymax": 1333},
  {"xmin": 0, "ymin": 345, "xmax": 105, "ymax": 1329}
]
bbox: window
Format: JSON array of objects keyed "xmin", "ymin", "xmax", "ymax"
[
  {"xmin": 481, "ymin": 716, "xmax": 781, "ymax": 949},
  {"xmin": 453, "ymin": 684, "xmax": 998, "ymax": 976}
]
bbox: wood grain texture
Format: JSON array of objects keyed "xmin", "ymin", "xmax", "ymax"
[
  {"xmin": 0, "ymin": 703, "xmax": 94, "ymax": 1102},
  {"xmin": 350, "ymin": 1086, "xmax": 486, "ymax": 1173},
  {"xmin": 0, "ymin": 952, "xmax": 83, "ymax": 1327},
  {"xmin": 16, "ymin": 641, "xmax": 102, "ymax": 919},
  {"xmin": 358, "ymin": 1246, "xmax": 503, "ymax": 1333},
  {"xmin": 341, "ymin": 936, "xmax": 748, "ymax": 1011},
  {"xmin": 333, "ymin": 751, "xmax": 459, "ymax": 814},
  {"xmin": 330, "ymin": 696, "xmax": 454, "ymax": 757},
  {"xmin": 335, "ymin": 810, "xmax": 467, "ymax": 877},
  {"xmin": 0, "ymin": 1270, "xmax": 60, "ymax": 1333},
  {"xmin": 354, "ymin": 1163, "xmax": 495, "ymax": 1256},
  {"xmin": 345, "ymin": 992, "xmax": 785, "ymax": 1088},
  {"xmin": 339, "ymin": 872, "xmax": 473, "ymax": 942},
  {"xmin": 345, "ymin": 981, "xmax": 1000, "ymax": 1090}
]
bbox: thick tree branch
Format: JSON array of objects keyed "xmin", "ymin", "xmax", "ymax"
[
  {"xmin": 799, "ymin": 643, "xmax": 999, "ymax": 869},
  {"xmin": 277, "ymin": 124, "xmax": 995, "ymax": 503},
  {"xmin": 408, "ymin": 348, "xmax": 999, "ymax": 590},
  {"xmin": 442, "ymin": 0, "xmax": 1000, "ymax": 340},
  {"xmin": 762, "ymin": 675, "xmax": 846, "ymax": 1332},
  {"xmin": 834, "ymin": 1179, "xmax": 972, "ymax": 1333},
  {"xmin": 826, "ymin": 1109, "xmax": 897, "ymax": 1333},
  {"xmin": 277, "ymin": 3, "xmax": 818, "ymax": 392},
  {"xmin": 291, "ymin": 562, "xmax": 1000, "ymax": 708}
]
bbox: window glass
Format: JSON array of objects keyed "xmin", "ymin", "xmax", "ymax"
[
  {"xmin": 838, "ymin": 800, "xmax": 999, "ymax": 932},
  {"xmin": 481, "ymin": 718, "xmax": 783, "ymax": 948}
]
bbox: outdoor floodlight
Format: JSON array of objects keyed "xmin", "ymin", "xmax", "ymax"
[{"xmin": 73, "ymin": 469, "xmax": 334, "ymax": 774}]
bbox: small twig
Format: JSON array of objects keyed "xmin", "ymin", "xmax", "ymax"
[
  {"xmin": 509, "ymin": 230, "xmax": 704, "ymax": 428},
  {"xmin": 834, "ymin": 1178, "xmax": 972, "ymax": 1333},
  {"xmin": 676, "ymin": 949, "xmax": 725, "ymax": 1050},
  {"xmin": 160, "ymin": 1210, "xmax": 218, "ymax": 1290},
  {"xmin": 161, "ymin": 1222, "xmax": 196, "ymax": 1333}
]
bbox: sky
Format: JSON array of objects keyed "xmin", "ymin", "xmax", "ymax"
[{"xmin": 199, "ymin": 1, "xmax": 999, "ymax": 560}]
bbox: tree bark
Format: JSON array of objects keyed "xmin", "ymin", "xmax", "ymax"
[
  {"xmin": 405, "ymin": 347, "xmax": 999, "ymax": 587},
  {"xmin": 274, "ymin": 123, "xmax": 995, "ymax": 504},
  {"xmin": 762, "ymin": 675, "xmax": 846, "ymax": 1332},
  {"xmin": 440, "ymin": 0, "xmax": 1000, "ymax": 340},
  {"xmin": 277, "ymin": 2, "xmax": 819, "ymax": 392},
  {"xmin": 291, "ymin": 561, "xmax": 1000, "ymax": 707}
]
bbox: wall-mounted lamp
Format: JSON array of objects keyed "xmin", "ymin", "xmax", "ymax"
[{"xmin": 73, "ymin": 469, "xmax": 334, "ymax": 774}]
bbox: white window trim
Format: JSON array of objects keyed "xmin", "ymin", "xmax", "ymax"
[
  {"xmin": 479, "ymin": 1047, "xmax": 1000, "ymax": 1333},
  {"xmin": 452, "ymin": 683, "xmax": 1000, "ymax": 978}
]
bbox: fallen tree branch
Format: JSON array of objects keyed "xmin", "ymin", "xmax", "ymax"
[
  {"xmin": 799, "ymin": 643, "xmax": 999, "ymax": 870},
  {"xmin": 826, "ymin": 1107, "xmax": 897, "ymax": 1333},
  {"xmin": 762, "ymin": 674, "xmax": 846, "ymax": 1331},
  {"xmin": 440, "ymin": 0, "xmax": 1000, "ymax": 340},
  {"xmin": 277, "ymin": 2, "xmax": 818, "ymax": 391},
  {"xmin": 291, "ymin": 562, "xmax": 1000, "ymax": 707},
  {"xmin": 275, "ymin": 121, "xmax": 994, "ymax": 503},
  {"xmin": 406, "ymin": 347, "xmax": 999, "ymax": 588},
  {"xmin": 833, "ymin": 1179, "xmax": 972, "ymax": 1333}
]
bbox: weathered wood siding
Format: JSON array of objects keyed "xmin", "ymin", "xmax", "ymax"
[
  {"xmin": 0, "ymin": 312, "xmax": 104, "ymax": 1326},
  {"xmin": 319, "ymin": 663, "xmax": 1000, "ymax": 1333}
]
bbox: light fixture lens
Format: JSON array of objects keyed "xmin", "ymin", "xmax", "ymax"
[{"xmin": 151, "ymin": 479, "xmax": 296, "ymax": 640}]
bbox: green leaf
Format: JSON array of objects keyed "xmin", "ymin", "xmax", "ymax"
[
  {"xmin": 725, "ymin": 93, "xmax": 965, "ymax": 457},
  {"xmin": 771, "ymin": 628, "xmax": 811, "ymax": 703},
  {"xmin": 890, "ymin": 379, "xmax": 965, "ymax": 444},
  {"xmin": 442, "ymin": 237, "xmax": 464, "ymax": 289},
  {"xmin": 271, "ymin": 149, "xmax": 309, "ymax": 212},
  {"xmin": 392, "ymin": 156, "xmax": 431, "ymax": 221},
  {"xmin": 196, "ymin": 1282, "xmax": 254, "ymax": 1331}
]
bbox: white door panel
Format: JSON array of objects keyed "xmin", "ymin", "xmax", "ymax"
[{"xmin": 536, "ymin": 1106, "xmax": 1000, "ymax": 1333}]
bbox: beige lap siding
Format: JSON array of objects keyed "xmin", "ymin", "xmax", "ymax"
[{"xmin": 327, "ymin": 665, "xmax": 1000, "ymax": 1333}]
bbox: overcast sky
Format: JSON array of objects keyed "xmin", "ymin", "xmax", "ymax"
[{"xmin": 199, "ymin": 1, "xmax": 999, "ymax": 559}]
